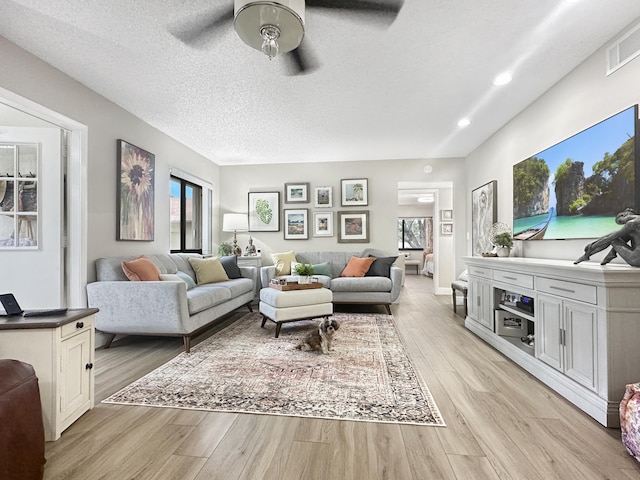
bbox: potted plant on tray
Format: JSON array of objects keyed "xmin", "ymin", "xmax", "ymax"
[
  {"xmin": 493, "ymin": 232, "xmax": 514, "ymax": 257},
  {"xmin": 294, "ymin": 263, "xmax": 314, "ymax": 284}
]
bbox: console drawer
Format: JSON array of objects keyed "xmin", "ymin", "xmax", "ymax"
[
  {"xmin": 469, "ymin": 265, "xmax": 492, "ymax": 279},
  {"xmin": 493, "ymin": 269, "xmax": 534, "ymax": 289},
  {"xmin": 537, "ymin": 277, "xmax": 597, "ymax": 304}
]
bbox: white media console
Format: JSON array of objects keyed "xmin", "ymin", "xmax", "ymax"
[{"xmin": 464, "ymin": 256, "xmax": 640, "ymax": 427}]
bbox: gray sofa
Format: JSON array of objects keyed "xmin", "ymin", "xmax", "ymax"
[
  {"xmin": 86, "ymin": 253, "xmax": 258, "ymax": 352},
  {"xmin": 259, "ymin": 250, "xmax": 402, "ymax": 314}
]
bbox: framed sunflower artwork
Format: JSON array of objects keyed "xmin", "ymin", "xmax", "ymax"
[{"xmin": 116, "ymin": 139, "xmax": 155, "ymax": 241}]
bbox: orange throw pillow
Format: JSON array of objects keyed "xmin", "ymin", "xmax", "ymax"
[
  {"xmin": 340, "ymin": 256, "xmax": 376, "ymax": 277},
  {"xmin": 122, "ymin": 255, "xmax": 161, "ymax": 281}
]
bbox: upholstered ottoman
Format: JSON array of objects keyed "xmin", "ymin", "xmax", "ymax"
[
  {"xmin": 621, "ymin": 382, "xmax": 640, "ymax": 462},
  {"xmin": 259, "ymin": 287, "xmax": 333, "ymax": 337}
]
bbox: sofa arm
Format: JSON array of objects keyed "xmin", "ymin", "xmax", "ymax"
[
  {"xmin": 260, "ymin": 266, "xmax": 277, "ymax": 289},
  {"xmin": 390, "ymin": 266, "xmax": 403, "ymax": 303},
  {"xmin": 86, "ymin": 281, "xmax": 190, "ymax": 335},
  {"xmin": 239, "ymin": 266, "xmax": 259, "ymax": 299}
]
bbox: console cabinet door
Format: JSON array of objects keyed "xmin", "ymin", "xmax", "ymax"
[
  {"xmin": 469, "ymin": 277, "xmax": 492, "ymax": 330},
  {"xmin": 537, "ymin": 294, "xmax": 598, "ymax": 391},
  {"xmin": 564, "ymin": 300, "xmax": 598, "ymax": 391},
  {"xmin": 537, "ymin": 294, "xmax": 563, "ymax": 371},
  {"xmin": 59, "ymin": 329, "xmax": 93, "ymax": 427}
]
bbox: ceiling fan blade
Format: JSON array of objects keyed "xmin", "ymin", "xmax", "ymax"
[
  {"xmin": 306, "ymin": 0, "xmax": 404, "ymax": 16},
  {"xmin": 169, "ymin": 5, "xmax": 234, "ymax": 48},
  {"xmin": 284, "ymin": 42, "xmax": 320, "ymax": 76}
]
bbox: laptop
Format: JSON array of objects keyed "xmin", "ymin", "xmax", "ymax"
[{"xmin": 0, "ymin": 293, "xmax": 67, "ymax": 317}]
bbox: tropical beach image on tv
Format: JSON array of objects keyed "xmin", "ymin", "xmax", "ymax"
[{"xmin": 513, "ymin": 105, "xmax": 639, "ymax": 240}]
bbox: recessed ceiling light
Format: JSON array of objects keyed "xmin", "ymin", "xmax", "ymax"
[
  {"xmin": 457, "ymin": 118, "xmax": 471, "ymax": 128},
  {"xmin": 493, "ymin": 72, "xmax": 513, "ymax": 86}
]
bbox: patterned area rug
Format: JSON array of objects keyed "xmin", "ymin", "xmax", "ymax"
[{"xmin": 103, "ymin": 312, "xmax": 445, "ymax": 426}]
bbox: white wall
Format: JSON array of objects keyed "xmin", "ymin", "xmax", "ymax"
[
  {"xmin": 219, "ymin": 158, "xmax": 465, "ymax": 292},
  {"xmin": 465, "ymin": 26, "xmax": 640, "ymax": 264},
  {"xmin": 0, "ymin": 37, "xmax": 221, "ymax": 283}
]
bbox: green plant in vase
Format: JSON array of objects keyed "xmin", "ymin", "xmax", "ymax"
[
  {"xmin": 294, "ymin": 263, "xmax": 314, "ymax": 283},
  {"xmin": 218, "ymin": 242, "xmax": 233, "ymax": 256},
  {"xmin": 493, "ymin": 232, "xmax": 513, "ymax": 257}
]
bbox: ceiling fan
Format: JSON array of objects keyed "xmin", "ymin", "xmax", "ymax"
[{"xmin": 171, "ymin": 0, "xmax": 404, "ymax": 75}]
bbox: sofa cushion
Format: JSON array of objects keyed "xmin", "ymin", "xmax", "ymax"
[
  {"xmin": 121, "ymin": 255, "xmax": 161, "ymax": 281},
  {"xmin": 271, "ymin": 251, "xmax": 297, "ymax": 275},
  {"xmin": 186, "ymin": 285, "xmax": 232, "ymax": 314},
  {"xmin": 220, "ymin": 255, "xmax": 242, "ymax": 279},
  {"xmin": 340, "ymin": 256, "xmax": 376, "ymax": 277},
  {"xmin": 366, "ymin": 256, "xmax": 398, "ymax": 278},
  {"xmin": 159, "ymin": 272, "xmax": 196, "ymax": 290},
  {"xmin": 311, "ymin": 262, "xmax": 333, "ymax": 277},
  {"xmin": 188, "ymin": 257, "xmax": 229, "ymax": 285},
  {"xmin": 331, "ymin": 276, "xmax": 392, "ymax": 292}
]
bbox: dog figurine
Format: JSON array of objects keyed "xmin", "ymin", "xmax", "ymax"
[{"xmin": 295, "ymin": 318, "xmax": 340, "ymax": 354}]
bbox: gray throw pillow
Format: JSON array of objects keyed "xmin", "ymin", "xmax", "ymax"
[
  {"xmin": 220, "ymin": 255, "xmax": 242, "ymax": 279},
  {"xmin": 365, "ymin": 256, "xmax": 398, "ymax": 277}
]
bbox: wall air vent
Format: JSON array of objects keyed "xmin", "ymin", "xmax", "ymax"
[{"xmin": 607, "ymin": 21, "xmax": 640, "ymax": 76}]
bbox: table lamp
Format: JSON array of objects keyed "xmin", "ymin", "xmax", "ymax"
[{"xmin": 222, "ymin": 213, "xmax": 248, "ymax": 256}]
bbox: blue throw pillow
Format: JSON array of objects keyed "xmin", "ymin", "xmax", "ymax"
[
  {"xmin": 365, "ymin": 256, "xmax": 398, "ymax": 278},
  {"xmin": 312, "ymin": 262, "xmax": 333, "ymax": 278},
  {"xmin": 175, "ymin": 271, "xmax": 197, "ymax": 290},
  {"xmin": 220, "ymin": 255, "xmax": 242, "ymax": 279}
]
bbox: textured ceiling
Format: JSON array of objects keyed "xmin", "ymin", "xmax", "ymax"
[{"xmin": 2, "ymin": 0, "xmax": 640, "ymax": 165}]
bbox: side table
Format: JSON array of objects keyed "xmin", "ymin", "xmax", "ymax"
[
  {"xmin": 237, "ymin": 255, "xmax": 262, "ymax": 268},
  {"xmin": 0, "ymin": 308, "xmax": 98, "ymax": 441}
]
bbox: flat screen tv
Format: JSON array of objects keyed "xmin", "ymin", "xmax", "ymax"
[{"xmin": 513, "ymin": 105, "xmax": 639, "ymax": 240}]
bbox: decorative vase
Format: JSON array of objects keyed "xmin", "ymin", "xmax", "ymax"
[
  {"xmin": 496, "ymin": 246, "xmax": 511, "ymax": 257},
  {"xmin": 298, "ymin": 275, "xmax": 310, "ymax": 284}
]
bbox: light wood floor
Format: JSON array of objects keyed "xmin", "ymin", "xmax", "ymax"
[{"xmin": 44, "ymin": 274, "xmax": 640, "ymax": 480}]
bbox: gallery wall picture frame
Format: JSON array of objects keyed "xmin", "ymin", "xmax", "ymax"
[
  {"xmin": 313, "ymin": 211, "xmax": 334, "ymax": 237},
  {"xmin": 116, "ymin": 139, "xmax": 155, "ymax": 241},
  {"xmin": 441, "ymin": 209, "xmax": 453, "ymax": 221},
  {"xmin": 341, "ymin": 178, "xmax": 368, "ymax": 206},
  {"xmin": 248, "ymin": 191, "xmax": 280, "ymax": 232},
  {"xmin": 284, "ymin": 182, "xmax": 310, "ymax": 203},
  {"xmin": 441, "ymin": 223, "xmax": 453, "ymax": 235},
  {"xmin": 314, "ymin": 186, "xmax": 333, "ymax": 208},
  {"xmin": 471, "ymin": 180, "xmax": 497, "ymax": 256},
  {"xmin": 284, "ymin": 208, "xmax": 308, "ymax": 240},
  {"xmin": 338, "ymin": 210, "xmax": 369, "ymax": 243}
]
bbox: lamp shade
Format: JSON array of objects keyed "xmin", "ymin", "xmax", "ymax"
[{"xmin": 223, "ymin": 213, "xmax": 248, "ymax": 232}]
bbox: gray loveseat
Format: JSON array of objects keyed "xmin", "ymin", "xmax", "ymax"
[
  {"xmin": 86, "ymin": 253, "xmax": 258, "ymax": 352},
  {"xmin": 259, "ymin": 250, "xmax": 402, "ymax": 314}
]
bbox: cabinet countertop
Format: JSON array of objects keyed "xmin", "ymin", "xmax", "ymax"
[{"xmin": 0, "ymin": 307, "xmax": 99, "ymax": 330}]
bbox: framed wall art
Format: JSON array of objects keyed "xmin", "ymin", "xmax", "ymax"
[
  {"xmin": 313, "ymin": 211, "xmax": 333, "ymax": 237},
  {"xmin": 284, "ymin": 208, "xmax": 308, "ymax": 239},
  {"xmin": 441, "ymin": 209, "xmax": 453, "ymax": 221},
  {"xmin": 472, "ymin": 180, "xmax": 497, "ymax": 256},
  {"xmin": 341, "ymin": 178, "xmax": 368, "ymax": 206},
  {"xmin": 338, "ymin": 210, "xmax": 369, "ymax": 243},
  {"xmin": 314, "ymin": 186, "xmax": 333, "ymax": 208},
  {"xmin": 441, "ymin": 223, "xmax": 453, "ymax": 235},
  {"xmin": 248, "ymin": 191, "xmax": 280, "ymax": 232},
  {"xmin": 284, "ymin": 182, "xmax": 310, "ymax": 203},
  {"xmin": 116, "ymin": 139, "xmax": 155, "ymax": 241}
]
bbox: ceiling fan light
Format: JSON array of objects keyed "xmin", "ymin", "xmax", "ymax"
[{"xmin": 234, "ymin": 1, "xmax": 305, "ymax": 55}]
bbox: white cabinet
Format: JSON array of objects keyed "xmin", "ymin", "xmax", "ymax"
[
  {"xmin": 463, "ymin": 256, "xmax": 640, "ymax": 427},
  {"xmin": 537, "ymin": 294, "xmax": 598, "ymax": 391},
  {"xmin": 237, "ymin": 255, "xmax": 262, "ymax": 268},
  {"xmin": 0, "ymin": 309, "xmax": 97, "ymax": 440}
]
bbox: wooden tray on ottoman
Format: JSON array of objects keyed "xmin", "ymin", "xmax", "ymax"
[{"xmin": 269, "ymin": 281, "xmax": 323, "ymax": 291}]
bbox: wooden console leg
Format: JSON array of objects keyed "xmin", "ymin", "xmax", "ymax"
[{"xmin": 103, "ymin": 333, "xmax": 116, "ymax": 349}]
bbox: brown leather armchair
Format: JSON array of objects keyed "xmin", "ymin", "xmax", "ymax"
[{"xmin": 0, "ymin": 359, "xmax": 46, "ymax": 480}]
